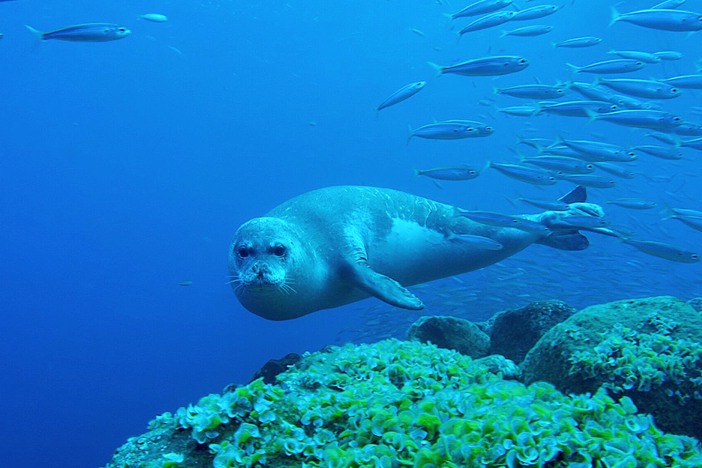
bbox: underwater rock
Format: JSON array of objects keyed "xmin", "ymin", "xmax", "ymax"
[
  {"xmin": 406, "ymin": 315, "xmax": 490, "ymax": 358},
  {"xmin": 248, "ymin": 353, "xmax": 302, "ymax": 385},
  {"xmin": 688, "ymin": 297, "xmax": 702, "ymax": 312},
  {"xmin": 473, "ymin": 354, "xmax": 521, "ymax": 380},
  {"xmin": 102, "ymin": 338, "xmax": 702, "ymax": 468},
  {"xmin": 521, "ymin": 295, "xmax": 702, "ymax": 440},
  {"xmin": 486, "ymin": 300, "xmax": 576, "ymax": 364}
]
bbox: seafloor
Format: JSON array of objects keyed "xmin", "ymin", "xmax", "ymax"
[{"xmin": 102, "ymin": 296, "xmax": 702, "ymax": 468}]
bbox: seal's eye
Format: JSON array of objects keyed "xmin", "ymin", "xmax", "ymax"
[
  {"xmin": 274, "ymin": 246, "xmax": 286, "ymax": 257},
  {"xmin": 238, "ymin": 248, "xmax": 249, "ymax": 258}
]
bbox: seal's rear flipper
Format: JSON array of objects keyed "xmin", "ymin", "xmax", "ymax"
[
  {"xmin": 558, "ymin": 185, "xmax": 587, "ymax": 204},
  {"xmin": 536, "ymin": 232, "xmax": 589, "ymax": 251},
  {"xmin": 352, "ymin": 265, "xmax": 425, "ymax": 310}
]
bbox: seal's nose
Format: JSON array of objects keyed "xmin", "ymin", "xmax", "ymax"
[{"xmin": 251, "ymin": 262, "xmax": 269, "ymax": 278}]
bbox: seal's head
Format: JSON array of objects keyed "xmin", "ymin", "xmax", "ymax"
[{"xmin": 228, "ymin": 217, "xmax": 317, "ymax": 320}]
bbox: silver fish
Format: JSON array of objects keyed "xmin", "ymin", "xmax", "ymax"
[
  {"xmin": 652, "ymin": 0, "xmax": 686, "ymax": 8},
  {"xmin": 592, "ymin": 162, "xmax": 636, "ymax": 179},
  {"xmin": 560, "ymin": 174, "xmax": 616, "ymax": 188},
  {"xmin": 414, "ymin": 166, "xmax": 481, "ymax": 181},
  {"xmin": 430, "ymin": 56, "xmax": 529, "ymax": 77},
  {"xmin": 608, "ymin": 50, "xmax": 661, "ymax": 63},
  {"xmin": 498, "ymin": 106, "xmax": 540, "ymax": 116},
  {"xmin": 407, "ymin": 122, "xmax": 491, "ymax": 144},
  {"xmin": 606, "ymin": 199, "xmax": 657, "ymax": 210},
  {"xmin": 448, "ymin": 0, "xmax": 513, "ymax": 20},
  {"xmin": 538, "ymin": 100, "xmax": 619, "ymax": 117},
  {"xmin": 501, "ymin": 25, "xmax": 552, "ymax": 37},
  {"xmin": 552, "ymin": 37, "xmax": 601, "ymax": 48},
  {"xmin": 376, "ymin": 81, "xmax": 426, "ymax": 111},
  {"xmin": 622, "ymin": 239, "xmax": 700, "ymax": 263},
  {"xmin": 446, "ymin": 232, "xmax": 504, "ymax": 250},
  {"xmin": 522, "ymin": 156, "xmax": 595, "ymax": 174},
  {"xmin": 568, "ymin": 83, "xmax": 626, "ymax": 107},
  {"xmin": 556, "ymin": 137, "xmax": 637, "ymax": 162},
  {"xmin": 512, "ymin": 5, "xmax": 559, "ymax": 21},
  {"xmin": 610, "ymin": 7, "xmax": 702, "ymax": 31},
  {"xmin": 25, "ymin": 23, "xmax": 131, "ymax": 42},
  {"xmin": 655, "ymin": 50, "xmax": 683, "ymax": 60},
  {"xmin": 595, "ymin": 78, "xmax": 681, "ymax": 100},
  {"xmin": 590, "ymin": 110, "xmax": 682, "ymax": 129},
  {"xmin": 659, "ymin": 75, "xmax": 702, "ymax": 89},
  {"xmin": 632, "ymin": 145, "xmax": 684, "ymax": 160},
  {"xmin": 458, "ymin": 11, "xmax": 516, "ymax": 37},
  {"xmin": 488, "ymin": 162, "xmax": 558, "ymax": 185},
  {"xmin": 495, "ymin": 84, "xmax": 565, "ymax": 99},
  {"xmin": 567, "ymin": 59, "xmax": 646, "ymax": 74},
  {"xmin": 138, "ymin": 14, "xmax": 168, "ymax": 23}
]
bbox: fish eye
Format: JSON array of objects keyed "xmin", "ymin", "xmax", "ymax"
[
  {"xmin": 274, "ymin": 245, "xmax": 286, "ymax": 257},
  {"xmin": 486, "ymin": 126, "xmax": 494, "ymax": 131},
  {"xmin": 470, "ymin": 171, "xmax": 477, "ymax": 175},
  {"xmin": 586, "ymin": 164, "xmax": 594, "ymax": 169},
  {"xmin": 628, "ymin": 152, "xmax": 637, "ymax": 157},
  {"xmin": 519, "ymin": 59, "xmax": 527, "ymax": 64},
  {"xmin": 672, "ymin": 88, "xmax": 679, "ymax": 93},
  {"xmin": 610, "ymin": 105, "xmax": 619, "ymax": 110},
  {"xmin": 119, "ymin": 27, "xmax": 126, "ymax": 32},
  {"xmin": 237, "ymin": 247, "xmax": 249, "ymax": 258}
]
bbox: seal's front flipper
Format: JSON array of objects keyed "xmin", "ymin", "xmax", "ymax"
[{"xmin": 352, "ymin": 265, "xmax": 425, "ymax": 310}]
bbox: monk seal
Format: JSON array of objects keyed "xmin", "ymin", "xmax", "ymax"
[{"xmin": 228, "ymin": 185, "xmax": 610, "ymax": 321}]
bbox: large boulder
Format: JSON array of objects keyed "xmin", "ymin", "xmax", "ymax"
[
  {"xmin": 522, "ymin": 296, "xmax": 702, "ymax": 439},
  {"xmin": 688, "ymin": 297, "xmax": 702, "ymax": 313},
  {"xmin": 406, "ymin": 315, "xmax": 490, "ymax": 359},
  {"xmin": 486, "ymin": 300, "xmax": 576, "ymax": 364}
]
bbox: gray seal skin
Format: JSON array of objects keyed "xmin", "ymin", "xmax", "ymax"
[{"xmin": 229, "ymin": 185, "xmax": 607, "ymax": 321}]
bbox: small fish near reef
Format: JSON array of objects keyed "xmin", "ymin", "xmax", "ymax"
[
  {"xmin": 138, "ymin": 14, "xmax": 168, "ymax": 23},
  {"xmin": 25, "ymin": 23, "xmax": 131, "ymax": 42}
]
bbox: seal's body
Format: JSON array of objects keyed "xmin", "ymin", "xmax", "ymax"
[{"xmin": 229, "ymin": 186, "xmax": 601, "ymax": 320}]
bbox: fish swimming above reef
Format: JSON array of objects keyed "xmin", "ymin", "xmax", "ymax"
[
  {"xmin": 228, "ymin": 185, "xmax": 615, "ymax": 320},
  {"xmin": 25, "ymin": 23, "xmax": 131, "ymax": 42}
]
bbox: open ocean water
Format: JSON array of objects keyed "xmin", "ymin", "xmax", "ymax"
[{"xmin": 2, "ymin": 0, "xmax": 702, "ymax": 466}]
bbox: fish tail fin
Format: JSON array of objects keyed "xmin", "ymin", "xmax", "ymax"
[
  {"xmin": 493, "ymin": 86, "xmax": 501, "ymax": 95},
  {"xmin": 500, "ymin": 30, "xmax": 508, "ymax": 38},
  {"xmin": 414, "ymin": 168, "xmax": 422, "ymax": 178},
  {"xmin": 25, "ymin": 25, "xmax": 45, "ymax": 40},
  {"xmin": 427, "ymin": 62, "xmax": 444, "ymax": 79},
  {"xmin": 593, "ymin": 75, "xmax": 603, "ymax": 87},
  {"xmin": 565, "ymin": 63, "xmax": 580, "ymax": 73},
  {"xmin": 584, "ymin": 108, "xmax": 599, "ymax": 125},
  {"xmin": 551, "ymin": 42, "xmax": 557, "ymax": 49},
  {"xmin": 443, "ymin": 13, "xmax": 454, "ymax": 27},
  {"xmin": 609, "ymin": 6, "xmax": 621, "ymax": 27},
  {"xmin": 407, "ymin": 125, "xmax": 414, "ymax": 146}
]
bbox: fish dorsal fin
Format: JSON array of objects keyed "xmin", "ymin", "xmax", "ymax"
[{"xmin": 558, "ymin": 185, "xmax": 587, "ymax": 204}]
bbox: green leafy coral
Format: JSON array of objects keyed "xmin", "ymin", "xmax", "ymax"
[
  {"xmin": 568, "ymin": 315, "xmax": 702, "ymax": 404},
  {"xmin": 147, "ymin": 339, "xmax": 702, "ymax": 468}
]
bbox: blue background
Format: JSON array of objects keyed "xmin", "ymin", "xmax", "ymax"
[{"xmin": 1, "ymin": 0, "xmax": 701, "ymax": 466}]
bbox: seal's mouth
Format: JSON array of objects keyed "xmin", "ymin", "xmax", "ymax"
[{"xmin": 229, "ymin": 262, "xmax": 297, "ymax": 296}]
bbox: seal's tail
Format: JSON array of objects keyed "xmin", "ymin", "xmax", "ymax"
[{"xmin": 535, "ymin": 185, "xmax": 616, "ymax": 251}]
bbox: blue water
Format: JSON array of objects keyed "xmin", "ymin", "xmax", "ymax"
[{"xmin": 2, "ymin": 0, "xmax": 702, "ymax": 466}]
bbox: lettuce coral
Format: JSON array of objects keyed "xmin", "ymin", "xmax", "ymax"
[{"xmin": 106, "ymin": 338, "xmax": 702, "ymax": 468}]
